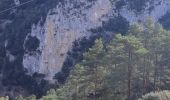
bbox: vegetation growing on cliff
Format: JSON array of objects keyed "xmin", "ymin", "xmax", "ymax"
[
  {"xmin": 0, "ymin": 0, "xmax": 170, "ymax": 99},
  {"xmin": 159, "ymin": 12, "xmax": 170, "ymax": 30},
  {"xmin": 140, "ymin": 90, "xmax": 170, "ymax": 100},
  {"xmin": 38, "ymin": 18, "xmax": 170, "ymax": 100},
  {"xmin": 0, "ymin": 13, "xmax": 170, "ymax": 100},
  {"xmin": 0, "ymin": 0, "xmax": 64, "ymax": 98}
]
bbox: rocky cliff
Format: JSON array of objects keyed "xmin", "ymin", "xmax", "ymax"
[
  {"xmin": 23, "ymin": 0, "xmax": 170, "ymax": 81},
  {"xmin": 1, "ymin": 0, "xmax": 170, "ymax": 97},
  {"xmin": 23, "ymin": 0, "xmax": 112, "ymax": 81}
]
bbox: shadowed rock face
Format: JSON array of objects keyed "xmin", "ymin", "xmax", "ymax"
[{"xmin": 23, "ymin": 0, "xmax": 112, "ymax": 81}]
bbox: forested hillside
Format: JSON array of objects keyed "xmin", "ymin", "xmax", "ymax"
[
  {"xmin": 38, "ymin": 18, "xmax": 170, "ymax": 100},
  {"xmin": 1, "ymin": 0, "xmax": 170, "ymax": 100},
  {"xmin": 6, "ymin": 18, "xmax": 169, "ymax": 100}
]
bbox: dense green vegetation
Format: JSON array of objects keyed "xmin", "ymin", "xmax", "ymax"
[
  {"xmin": 91, "ymin": 15, "xmax": 129, "ymax": 35},
  {"xmin": 41, "ymin": 18, "xmax": 170, "ymax": 100},
  {"xmin": 110, "ymin": 0, "xmax": 153, "ymax": 13},
  {"xmin": 140, "ymin": 90, "xmax": 170, "ymax": 100},
  {"xmin": 0, "ymin": 0, "xmax": 130, "ymax": 98},
  {"xmin": 2, "ymin": 18, "xmax": 167, "ymax": 100},
  {"xmin": 55, "ymin": 36, "xmax": 98, "ymax": 84},
  {"xmin": 126, "ymin": 0, "xmax": 152, "ymax": 12},
  {"xmin": 0, "ymin": 0, "xmax": 170, "ymax": 99}
]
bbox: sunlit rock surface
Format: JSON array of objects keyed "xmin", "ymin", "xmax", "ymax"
[
  {"xmin": 120, "ymin": 0, "xmax": 170, "ymax": 24},
  {"xmin": 23, "ymin": 0, "xmax": 112, "ymax": 81},
  {"xmin": 23, "ymin": 0, "xmax": 170, "ymax": 81}
]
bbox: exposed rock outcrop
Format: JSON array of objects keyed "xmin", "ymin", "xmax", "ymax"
[
  {"xmin": 23, "ymin": 0, "xmax": 170, "ymax": 81},
  {"xmin": 120, "ymin": 0, "xmax": 170, "ymax": 24},
  {"xmin": 23, "ymin": 0, "xmax": 112, "ymax": 81}
]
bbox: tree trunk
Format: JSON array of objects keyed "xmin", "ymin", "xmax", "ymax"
[
  {"xmin": 128, "ymin": 51, "xmax": 132, "ymax": 100},
  {"xmin": 154, "ymin": 54, "xmax": 158, "ymax": 91},
  {"xmin": 94, "ymin": 66, "xmax": 97, "ymax": 100},
  {"xmin": 142, "ymin": 56, "xmax": 146, "ymax": 94}
]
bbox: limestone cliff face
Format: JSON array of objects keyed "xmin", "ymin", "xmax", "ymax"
[
  {"xmin": 23, "ymin": 0, "xmax": 112, "ymax": 81},
  {"xmin": 120, "ymin": 0, "xmax": 170, "ymax": 23},
  {"xmin": 23, "ymin": 0, "xmax": 170, "ymax": 81}
]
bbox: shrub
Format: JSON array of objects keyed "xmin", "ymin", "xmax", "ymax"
[{"xmin": 140, "ymin": 90, "xmax": 170, "ymax": 100}]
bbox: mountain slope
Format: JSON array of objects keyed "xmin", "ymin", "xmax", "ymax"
[{"xmin": 0, "ymin": 0, "xmax": 170, "ymax": 98}]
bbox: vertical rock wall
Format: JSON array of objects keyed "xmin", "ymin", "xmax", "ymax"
[
  {"xmin": 23, "ymin": 0, "xmax": 112, "ymax": 81},
  {"xmin": 23, "ymin": 0, "xmax": 170, "ymax": 81}
]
